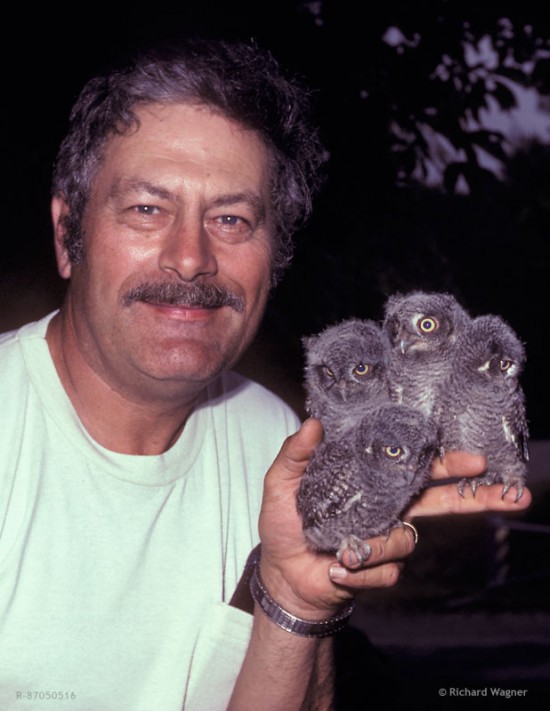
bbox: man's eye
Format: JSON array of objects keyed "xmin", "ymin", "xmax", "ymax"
[
  {"xmin": 133, "ymin": 205, "xmax": 161, "ymax": 215},
  {"xmin": 206, "ymin": 214, "xmax": 253, "ymax": 242},
  {"xmin": 217, "ymin": 215, "xmax": 247, "ymax": 227}
]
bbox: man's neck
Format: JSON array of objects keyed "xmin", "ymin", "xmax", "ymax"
[{"xmin": 46, "ymin": 312, "xmax": 201, "ymax": 456}]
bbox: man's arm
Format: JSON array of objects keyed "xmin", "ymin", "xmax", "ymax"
[
  {"xmin": 228, "ymin": 545, "xmax": 337, "ymax": 711},
  {"xmin": 229, "ymin": 418, "xmax": 532, "ymax": 710},
  {"xmin": 229, "ymin": 608, "xmax": 334, "ymax": 711},
  {"xmin": 228, "ymin": 419, "xmax": 416, "ymax": 710}
]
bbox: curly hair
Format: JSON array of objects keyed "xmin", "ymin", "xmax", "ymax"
[{"xmin": 52, "ymin": 38, "xmax": 326, "ymax": 284}]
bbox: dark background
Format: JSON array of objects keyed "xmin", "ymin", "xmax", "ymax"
[
  {"xmin": 2, "ymin": 1, "xmax": 549, "ymax": 439},
  {"xmin": 2, "ymin": 3, "xmax": 550, "ymax": 707}
]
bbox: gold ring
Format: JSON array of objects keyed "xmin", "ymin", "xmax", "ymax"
[{"xmin": 402, "ymin": 521, "xmax": 419, "ymax": 544}]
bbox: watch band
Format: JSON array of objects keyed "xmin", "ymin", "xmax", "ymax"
[{"xmin": 249, "ymin": 562, "xmax": 355, "ymax": 638}]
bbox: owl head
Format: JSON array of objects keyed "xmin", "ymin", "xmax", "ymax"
[
  {"xmin": 383, "ymin": 291, "xmax": 470, "ymax": 359},
  {"xmin": 358, "ymin": 404, "xmax": 438, "ymax": 484},
  {"xmin": 303, "ymin": 318, "xmax": 388, "ymax": 405},
  {"xmin": 458, "ymin": 314, "xmax": 526, "ymax": 385}
]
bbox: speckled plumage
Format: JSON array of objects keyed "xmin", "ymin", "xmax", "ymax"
[
  {"xmin": 382, "ymin": 291, "xmax": 471, "ymax": 417},
  {"xmin": 302, "ymin": 318, "xmax": 391, "ymax": 435},
  {"xmin": 437, "ymin": 314, "xmax": 529, "ymax": 500},
  {"xmin": 296, "ymin": 404, "xmax": 438, "ymax": 563}
]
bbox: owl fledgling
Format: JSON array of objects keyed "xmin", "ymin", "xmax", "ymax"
[
  {"xmin": 296, "ymin": 404, "xmax": 438, "ymax": 563},
  {"xmin": 437, "ymin": 314, "xmax": 529, "ymax": 501},
  {"xmin": 302, "ymin": 318, "xmax": 390, "ymax": 435},
  {"xmin": 382, "ymin": 290, "xmax": 471, "ymax": 417}
]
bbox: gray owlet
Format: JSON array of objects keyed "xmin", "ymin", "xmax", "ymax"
[
  {"xmin": 302, "ymin": 318, "xmax": 390, "ymax": 436},
  {"xmin": 437, "ymin": 314, "xmax": 529, "ymax": 501},
  {"xmin": 382, "ymin": 290, "xmax": 471, "ymax": 417},
  {"xmin": 296, "ymin": 404, "xmax": 438, "ymax": 563}
]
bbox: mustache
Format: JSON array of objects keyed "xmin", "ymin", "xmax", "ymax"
[{"xmin": 122, "ymin": 281, "xmax": 245, "ymax": 313}]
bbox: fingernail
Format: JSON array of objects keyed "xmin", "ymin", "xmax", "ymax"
[{"xmin": 329, "ymin": 564, "xmax": 347, "ymax": 582}]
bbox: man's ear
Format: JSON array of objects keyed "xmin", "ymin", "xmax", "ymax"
[{"xmin": 51, "ymin": 195, "xmax": 73, "ymax": 279}]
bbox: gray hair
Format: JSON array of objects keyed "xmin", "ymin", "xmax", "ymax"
[{"xmin": 52, "ymin": 38, "xmax": 326, "ymax": 284}]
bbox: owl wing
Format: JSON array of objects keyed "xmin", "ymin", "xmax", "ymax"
[
  {"xmin": 297, "ymin": 444, "xmax": 365, "ymax": 526},
  {"xmin": 502, "ymin": 392, "xmax": 530, "ymax": 462}
]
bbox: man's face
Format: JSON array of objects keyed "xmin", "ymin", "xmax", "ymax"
[{"xmin": 53, "ymin": 102, "xmax": 274, "ymax": 401}]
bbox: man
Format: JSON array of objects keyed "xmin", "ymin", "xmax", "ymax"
[{"xmin": 0, "ymin": 39, "xmax": 531, "ymax": 710}]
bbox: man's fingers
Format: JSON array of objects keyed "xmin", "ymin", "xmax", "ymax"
[
  {"xmin": 431, "ymin": 451, "xmax": 487, "ymax": 479},
  {"xmin": 329, "ymin": 560, "xmax": 405, "ymax": 591},
  {"xmin": 332, "ymin": 525, "xmax": 417, "ymax": 574},
  {"xmin": 407, "ymin": 481, "xmax": 533, "ymax": 518},
  {"xmin": 329, "ymin": 525, "xmax": 417, "ymax": 590}
]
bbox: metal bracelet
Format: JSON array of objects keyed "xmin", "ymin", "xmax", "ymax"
[{"xmin": 249, "ymin": 562, "xmax": 355, "ymax": 638}]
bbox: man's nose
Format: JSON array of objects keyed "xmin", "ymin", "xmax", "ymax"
[{"xmin": 159, "ymin": 220, "xmax": 218, "ymax": 281}]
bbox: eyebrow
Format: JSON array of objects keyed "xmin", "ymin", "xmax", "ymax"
[
  {"xmin": 109, "ymin": 179, "xmax": 267, "ymax": 223},
  {"xmin": 210, "ymin": 192, "xmax": 267, "ymax": 224},
  {"xmin": 108, "ymin": 178, "xmax": 175, "ymax": 202}
]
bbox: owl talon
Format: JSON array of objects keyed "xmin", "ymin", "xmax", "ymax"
[
  {"xmin": 336, "ymin": 536, "xmax": 372, "ymax": 567},
  {"xmin": 457, "ymin": 477, "xmax": 478, "ymax": 497},
  {"xmin": 501, "ymin": 482, "xmax": 524, "ymax": 502}
]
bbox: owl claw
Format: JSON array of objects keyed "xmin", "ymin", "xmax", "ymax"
[
  {"xmin": 501, "ymin": 482, "xmax": 524, "ymax": 502},
  {"xmin": 459, "ymin": 476, "xmax": 524, "ymax": 502},
  {"xmin": 457, "ymin": 477, "xmax": 479, "ymax": 498},
  {"xmin": 336, "ymin": 535, "xmax": 372, "ymax": 567}
]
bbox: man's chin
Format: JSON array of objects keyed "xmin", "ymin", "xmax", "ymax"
[{"xmin": 143, "ymin": 340, "xmax": 237, "ymax": 386}]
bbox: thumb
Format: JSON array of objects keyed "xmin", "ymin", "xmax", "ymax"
[
  {"xmin": 266, "ymin": 417, "xmax": 324, "ymax": 485},
  {"xmin": 259, "ymin": 417, "xmax": 323, "ymax": 556}
]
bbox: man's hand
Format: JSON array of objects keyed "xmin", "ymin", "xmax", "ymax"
[
  {"xmin": 257, "ymin": 418, "xmax": 532, "ymax": 617},
  {"xmin": 257, "ymin": 418, "xmax": 417, "ymax": 617}
]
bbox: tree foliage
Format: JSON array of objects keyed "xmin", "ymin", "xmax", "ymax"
[
  {"xmin": 257, "ymin": 1, "xmax": 550, "ymax": 436},
  {"xmin": 291, "ymin": 0, "xmax": 550, "ymax": 194}
]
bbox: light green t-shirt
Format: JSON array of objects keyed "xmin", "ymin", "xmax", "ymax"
[{"xmin": 0, "ymin": 314, "xmax": 300, "ymax": 710}]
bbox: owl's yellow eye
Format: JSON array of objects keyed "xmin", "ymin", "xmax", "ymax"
[
  {"xmin": 354, "ymin": 363, "xmax": 370, "ymax": 376},
  {"xmin": 324, "ymin": 366, "xmax": 335, "ymax": 378},
  {"xmin": 500, "ymin": 359, "xmax": 513, "ymax": 372},
  {"xmin": 417, "ymin": 316, "xmax": 438, "ymax": 333},
  {"xmin": 384, "ymin": 446, "xmax": 402, "ymax": 458}
]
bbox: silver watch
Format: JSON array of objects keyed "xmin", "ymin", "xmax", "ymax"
[{"xmin": 249, "ymin": 562, "xmax": 355, "ymax": 638}]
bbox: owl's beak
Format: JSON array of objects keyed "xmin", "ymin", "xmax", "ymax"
[
  {"xmin": 336, "ymin": 383, "xmax": 348, "ymax": 401},
  {"xmin": 400, "ymin": 337, "xmax": 419, "ymax": 355},
  {"xmin": 400, "ymin": 336, "xmax": 425, "ymax": 354},
  {"xmin": 393, "ymin": 325, "xmax": 413, "ymax": 354}
]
